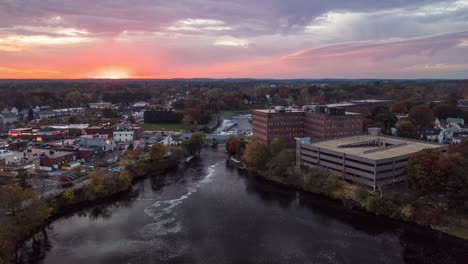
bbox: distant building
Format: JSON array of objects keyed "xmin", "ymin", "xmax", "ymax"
[
  {"xmin": 296, "ymin": 129, "xmax": 448, "ymax": 190},
  {"xmin": 26, "ymin": 147, "xmax": 76, "ymax": 171},
  {"xmin": 457, "ymin": 100, "xmax": 468, "ymax": 111},
  {"xmin": 0, "ymin": 112, "xmax": 17, "ymax": 124},
  {"xmin": 77, "ymin": 134, "xmax": 116, "ymax": 152},
  {"xmin": 84, "ymin": 126, "xmax": 115, "ymax": 138},
  {"xmin": 133, "ymin": 101, "xmax": 149, "ymax": 108},
  {"xmin": 252, "ymin": 106, "xmax": 363, "ymax": 148},
  {"xmin": 114, "ymin": 130, "xmax": 135, "ymax": 142},
  {"xmin": 88, "ymin": 102, "xmax": 118, "ymax": 110},
  {"xmin": 0, "ymin": 149, "xmax": 24, "ymax": 165},
  {"xmin": 446, "ymin": 117, "xmax": 464, "ymax": 126}
]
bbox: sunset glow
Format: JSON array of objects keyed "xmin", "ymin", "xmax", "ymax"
[
  {"xmin": 0, "ymin": 0, "xmax": 467, "ymax": 79},
  {"xmin": 94, "ymin": 68, "xmax": 132, "ymax": 79}
]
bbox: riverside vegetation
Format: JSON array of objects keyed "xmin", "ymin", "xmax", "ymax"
[
  {"xmin": 226, "ymin": 136, "xmax": 468, "ymax": 240},
  {"xmin": 0, "ymin": 133, "xmax": 204, "ymax": 264}
]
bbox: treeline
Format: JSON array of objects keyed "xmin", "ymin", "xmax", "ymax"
[
  {"xmin": 363, "ymin": 93, "xmax": 468, "ymax": 138},
  {"xmin": 1, "ymin": 79, "xmax": 466, "ymax": 112}
]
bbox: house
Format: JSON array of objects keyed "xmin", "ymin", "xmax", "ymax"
[
  {"xmin": 458, "ymin": 100, "xmax": 468, "ymax": 111},
  {"xmin": 422, "ymin": 128, "xmax": 442, "ymax": 142},
  {"xmin": 0, "ymin": 112, "xmax": 17, "ymax": 124},
  {"xmin": 77, "ymin": 134, "xmax": 116, "ymax": 152},
  {"xmin": 113, "ymin": 130, "xmax": 134, "ymax": 142},
  {"xmin": 133, "ymin": 101, "xmax": 149, "ymax": 108},
  {"xmin": 37, "ymin": 110, "xmax": 57, "ymax": 119},
  {"xmin": 452, "ymin": 132, "xmax": 468, "ymax": 144},
  {"xmin": 88, "ymin": 102, "xmax": 118, "ymax": 110},
  {"xmin": 0, "ymin": 150, "xmax": 24, "ymax": 165},
  {"xmin": 447, "ymin": 117, "xmax": 464, "ymax": 126}
]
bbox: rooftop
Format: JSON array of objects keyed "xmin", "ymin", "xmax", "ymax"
[
  {"xmin": 307, "ymin": 134, "xmax": 446, "ymax": 160},
  {"xmin": 254, "ymin": 109, "xmax": 304, "ymax": 114}
]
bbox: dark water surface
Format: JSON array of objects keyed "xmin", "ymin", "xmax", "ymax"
[{"xmin": 17, "ymin": 148, "xmax": 468, "ymax": 264}]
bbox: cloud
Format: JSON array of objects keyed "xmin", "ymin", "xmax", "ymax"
[
  {"xmin": 0, "ymin": 0, "xmax": 467, "ymax": 78},
  {"xmin": 213, "ymin": 36, "xmax": 249, "ymax": 47},
  {"xmin": 281, "ymin": 32, "xmax": 468, "ymax": 61}
]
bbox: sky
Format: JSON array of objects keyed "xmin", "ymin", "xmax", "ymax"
[{"xmin": 0, "ymin": 0, "xmax": 467, "ymax": 79}]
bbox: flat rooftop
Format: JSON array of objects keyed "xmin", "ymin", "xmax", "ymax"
[
  {"xmin": 254, "ymin": 109, "xmax": 304, "ymax": 114},
  {"xmin": 307, "ymin": 134, "xmax": 446, "ymax": 160}
]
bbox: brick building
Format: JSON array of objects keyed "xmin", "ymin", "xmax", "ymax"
[
  {"xmin": 304, "ymin": 107, "xmax": 363, "ymax": 140},
  {"xmin": 252, "ymin": 106, "xmax": 363, "ymax": 148},
  {"xmin": 84, "ymin": 126, "xmax": 115, "ymax": 138},
  {"xmin": 252, "ymin": 107, "xmax": 304, "ymax": 148}
]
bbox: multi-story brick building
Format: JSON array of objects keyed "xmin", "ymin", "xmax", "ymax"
[
  {"xmin": 252, "ymin": 107, "xmax": 304, "ymax": 147},
  {"xmin": 252, "ymin": 106, "xmax": 363, "ymax": 147},
  {"xmin": 304, "ymin": 106, "xmax": 363, "ymax": 140}
]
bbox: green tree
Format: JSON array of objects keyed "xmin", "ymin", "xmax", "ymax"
[
  {"xmin": 396, "ymin": 120, "xmax": 418, "ymax": 138},
  {"xmin": 16, "ymin": 169, "xmax": 30, "ymax": 189},
  {"xmin": 62, "ymin": 188, "xmax": 75, "ymax": 204},
  {"xmin": 182, "ymin": 132, "xmax": 205, "ymax": 155},
  {"xmin": 243, "ymin": 139, "xmax": 270, "ymax": 170},
  {"xmin": 64, "ymin": 91, "xmax": 82, "ymax": 107},
  {"xmin": 269, "ymin": 138, "xmax": 285, "ymax": 156}
]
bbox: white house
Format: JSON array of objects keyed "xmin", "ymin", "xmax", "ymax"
[
  {"xmin": 133, "ymin": 101, "xmax": 149, "ymax": 108},
  {"xmin": 113, "ymin": 130, "xmax": 134, "ymax": 142},
  {"xmin": 0, "ymin": 112, "xmax": 17, "ymax": 124}
]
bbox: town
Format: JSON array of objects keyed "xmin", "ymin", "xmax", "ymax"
[{"xmin": 0, "ymin": 79, "xmax": 466, "ymax": 263}]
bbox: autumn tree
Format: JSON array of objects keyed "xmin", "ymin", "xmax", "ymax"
[
  {"xmin": 226, "ymin": 137, "xmax": 240, "ymax": 157},
  {"xmin": 409, "ymin": 104, "xmax": 435, "ymax": 129},
  {"xmin": 405, "ymin": 149, "xmax": 467, "ymax": 197},
  {"xmin": 390, "ymin": 101, "xmax": 408, "ymax": 114},
  {"xmin": 243, "ymin": 139, "xmax": 270, "ymax": 170},
  {"xmin": 0, "ymin": 185, "xmax": 50, "ymax": 236}
]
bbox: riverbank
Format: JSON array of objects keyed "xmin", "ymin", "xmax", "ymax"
[
  {"xmin": 3, "ymin": 142, "xmax": 184, "ymax": 264},
  {"xmin": 247, "ymin": 166, "xmax": 468, "ymax": 240}
]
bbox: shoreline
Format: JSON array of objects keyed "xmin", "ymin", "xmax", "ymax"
[{"xmin": 246, "ymin": 167, "xmax": 468, "ymax": 241}]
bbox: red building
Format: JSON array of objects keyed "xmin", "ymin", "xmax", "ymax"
[
  {"xmin": 304, "ymin": 111, "xmax": 363, "ymax": 140},
  {"xmin": 84, "ymin": 126, "xmax": 115, "ymax": 138},
  {"xmin": 252, "ymin": 107, "xmax": 304, "ymax": 148},
  {"xmin": 252, "ymin": 106, "xmax": 363, "ymax": 147}
]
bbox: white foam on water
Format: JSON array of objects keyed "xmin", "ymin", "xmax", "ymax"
[{"xmin": 141, "ymin": 161, "xmax": 222, "ymax": 238}]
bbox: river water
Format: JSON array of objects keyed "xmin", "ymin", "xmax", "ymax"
[
  {"xmin": 16, "ymin": 114, "xmax": 468, "ymax": 263},
  {"xmin": 17, "ymin": 148, "xmax": 468, "ymax": 264}
]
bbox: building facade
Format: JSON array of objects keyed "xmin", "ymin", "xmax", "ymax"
[
  {"xmin": 296, "ymin": 132, "xmax": 447, "ymax": 190},
  {"xmin": 252, "ymin": 106, "xmax": 363, "ymax": 148},
  {"xmin": 114, "ymin": 130, "xmax": 135, "ymax": 142},
  {"xmin": 252, "ymin": 107, "xmax": 304, "ymax": 147}
]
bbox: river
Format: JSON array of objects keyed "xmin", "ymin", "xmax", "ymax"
[{"xmin": 16, "ymin": 147, "xmax": 468, "ymax": 264}]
